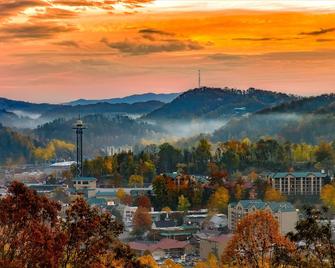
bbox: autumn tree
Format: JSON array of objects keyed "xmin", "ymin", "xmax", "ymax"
[
  {"xmin": 161, "ymin": 259, "xmax": 183, "ymax": 268},
  {"xmin": 121, "ymin": 194, "xmax": 133, "ymax": 206},
  {"xmin": 208, "ymin": 187, "xmax": 229, "ymax": 213},
  {"xmin": 152, "ymin": 175, "xmax": 169, "ymax": 210},
  {"xmin": 286, "ymin": 207, "xmax": 335, "ymax": 267},
  {"xmin": 0, "ymin": 181, "xmax": 66, "ymax": 268},
  {"xmin": 234, "ymin": 184, "xmax": 243, "ymax": 200},
  {"xmin": 177, "ymin": 195, "xmax": 191, "ymax": 212},
  {"xmin": 132, "ymin": 207, "xmax": 152, "ymax": 237},
  {"xmin": 116, "ymin": 188, "xmax": 126, "ymax": 201},
  {"xmin": 137, "ymin": 195, "xmax": 152, "ymax": 210},
  {"xmin": 264, "ymin": 187, "xmax": 286, "ymax": 202},
  {"xmin": 138, "ymin": 255, "xmax": 159, "ymax": 268},
  {"xmin": 194, "ymin": 253, "xmax": 220, "ymax": 268},
  {"xmin": 222, "ymin": 211, "xmax": 295, "ymax": 268},
  {"xmin": 129, "ymin": 174, "xmax": 144, "ymax": 188},
  {"xmin": 62, "ymin": 197, "xmax": 125, "ymax": 267},
  {"xmin": 321, "ymin": 183, "xmax": 335, "ymax": 209}
]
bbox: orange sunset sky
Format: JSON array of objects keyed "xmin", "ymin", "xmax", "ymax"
[{"xmin": 1, "ymin": 0, "xmax": 335, "ymax": 103}]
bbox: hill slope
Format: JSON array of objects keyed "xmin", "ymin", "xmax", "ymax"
[
  {"xmin": 34, "ymin": 114, "xmax": 163, "ymax": 156},
  {"xmin": 212, "ymin": 94, "xmax": 335, "ymax": 144},
  {"xmin": 145, "ymin": 87, "xmax": 296, "ymax": 120}
]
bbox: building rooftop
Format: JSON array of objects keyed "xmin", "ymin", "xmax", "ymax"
[
  {"xmin": 50, "ymin": 161, "xmax": 76, "ymax": 167},
  {"xmin": 87, "ymin": 197, "xmax": 107, "ymax": 207},
  {"xmin": 129, "ymin": 238, "xmax": 189, "ymax": 252},
  {"xmin": 230, "ymin": 199, "xmax": 296, "ymax": 213},
  {"xmin": 267, "ymin": 172, "xmax": 328, "ymax": 179},
  {"xmin": 207, "ymin": 234, "xmax": 232, "ymax": 243},
  {"xmin": 73, "ymin": 177, "xmax": 97, "ymax": 181}
]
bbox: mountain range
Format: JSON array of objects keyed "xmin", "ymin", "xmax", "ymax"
[
  {"xmin": 65, "ymin": 93, "xmax": 180, "ymax": 106},
  {"xmin": 1, "ymin": 88, "xmax": 335, "ymax": 164}
]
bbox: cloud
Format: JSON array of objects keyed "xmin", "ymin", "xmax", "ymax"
[
  {"xmin": 138, "ymin": 28, "xmax": 174, "ymax": 36},
  {"xmin": 101, "ymin": 37, "xmax": 204, "ymax": 55},
  {"xmin": 208, "ymin": 53, "xmax": 242, "ymax": 61},
  {"xmin": 32, "ymin": 7, "xmax": 78, "ymax": 19},
  {"xmin": 53, "ymin": 40, "xmax": 80, "ymax": 47},
  {"xmin": 299, "ymin": 28, "xmax": 335, "ymax": 36},
  {"xmin": 316, "ymin": 38, "xmax": 335, "ymax": 42},
  {"xmin": 207, "ymin": 50, "xmax": 335, "ymax": 62},
  {"xmin": 50, "ymin": 0, "xmax": 153, "ymax": 9},
  {"xmin": 80, "ymin": 59, "xmax": 112, "ymax": 66},
  {"xmin": 0, "ymin": 0, "xmax": 48, "ymax": 18},
  {"xmin": 0, "ymin": 23, "xmax": 76, "ymax": 40},
  {"xmin": 232, "ymin": 37, "xmax": 302, "ymax": 41}
]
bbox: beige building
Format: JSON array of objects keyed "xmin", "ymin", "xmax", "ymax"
[
  {"xmin": 199, "ymin": 234, "xmax": 232, "ymax": 260},
  {"xmin": 73, "ymin": 177, "xmax": 97, "ymax": 198},
  {"xmin": 228, "ymin": 200, "xmax": 298, "ymax": 235},
  {"xmin": 267, "ymin": 172, "xmax": 329, "ymax": 196}
]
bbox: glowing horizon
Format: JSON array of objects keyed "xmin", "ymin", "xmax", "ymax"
[{"xmin": 1, "ymin": 0, "xmax": 335, "ymax": 103}]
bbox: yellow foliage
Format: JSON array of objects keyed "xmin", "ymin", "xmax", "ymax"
[
  {"xmin": 138, "ymin": 255, "xmax": 159, "ymax": 268},
  {"xmin": 129, "ymin": 175, "xmax": 144, "ymax": 187},
  {"xmin": 161, "ymin": 206, "xmax": 172, "ymax": 213},
  {"xmin": 116, "ymin": 188, "xmax": 126, "ymax": 201},
  {"xmin": 33, "ymin": 139, "xmax": 75, "ymax": 161},
  {"xmin": 161, "ymin": 259, "xmax": 183, "ymax": 268},
  {"xmin": 264, "ymin": 188, "xmax": 286, "ymax": 202},
  {"xmin": 194, "ymin": 253, "xmax": 220, "ymax": 268},
  {"xmin": 321, "ymin": 183, "xmax": 335, "ymax": 208},
  {"xmin": 208, "ymin": 187, "xmax": 229, "ymax": 213}
]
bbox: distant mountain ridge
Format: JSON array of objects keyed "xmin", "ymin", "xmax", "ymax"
[
  {"xmin": 0, "ymin": 97, "xmax": 165, "ymax": 128},
  {"xmin": 65, "ymin": 92, "xmax": 180, "ymax": 105},
  {"xmin": 145, "ymin": 87, "xmax": 297, "ymax": 120},
  {"xmin": 212, "ymin": 93, "xmax": 335, "ymax": 144}
]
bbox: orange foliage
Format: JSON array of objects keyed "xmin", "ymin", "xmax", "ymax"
[{"xmin": 222, "ymin": 211, "xmax": 296, "ymax": 267}]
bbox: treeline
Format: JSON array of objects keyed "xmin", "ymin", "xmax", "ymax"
[{"xmin": 82, "ymin": 137, "xmax": 335, "ymax": 186}]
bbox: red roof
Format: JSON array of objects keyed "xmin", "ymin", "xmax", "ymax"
[
  {"xmin": 129, "ymin": 238, "xmax": 189, "ymax": 252},
  {"xmin": 207, "ymin": 234, "xmax": 232, "ymax": 243}
]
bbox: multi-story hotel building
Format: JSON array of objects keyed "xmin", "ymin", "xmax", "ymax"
[
  {"xmin": 228, "ymin": 200, "xmax": 298, "ymax": 234},
  {"xmin": 266, "ymin": 172, "xmax": 330, "ymax": 196}
]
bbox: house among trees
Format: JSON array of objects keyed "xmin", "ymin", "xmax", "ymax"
[
  {"xmin": 129, "ymin": 238, "xmax": 193, "ymax": 259},
  {"xmin": 266, "ymin": 171, "xmax": 330, "ymax": 196},
  {"xmin": 228, "ymin": 200, "xmax": 298, "ymax": 234}
]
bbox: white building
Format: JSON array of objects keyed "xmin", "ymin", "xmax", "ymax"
[{"xmin": 267, "ymin": 172, "xmax": 329, "ymax": 196}]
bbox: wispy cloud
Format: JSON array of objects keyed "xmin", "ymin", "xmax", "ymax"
[
  {"xmin": 0, "ymin": 23, "xmax": 76, "ymax": 40},
  {"xmin": 101, "ymin": 38, "xmax": 203, "ymax": 55},
  {"xmin": 52, "ymin": 40, "xmax": 80, "ymax": 47},
  {"xmin": 299, "ymin": 27, "xmax": 335, "ymax": 36},
  {"xmin": 138, "ymin": 28, "xmax": 174, "ymax": 36}
]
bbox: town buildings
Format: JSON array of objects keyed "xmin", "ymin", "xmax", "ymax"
[
  {"xmin": 199, "ymin": 234, "xmax": 232, "ymax": 260},
  {"xmin": 129, "ymin": 238, "xmax": 193, "ymax": 259},
  {"xmin": 266, "ymin": 171, "xmax": 330, "ymax": 196},
  {"xmin": 228, "ymin": 200, "xmax": 298, "ymax": 234}
]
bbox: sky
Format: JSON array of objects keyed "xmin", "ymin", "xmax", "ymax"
[{"xmin": 1, "ymin": 0, "xmax": 335, "ymax": 103}]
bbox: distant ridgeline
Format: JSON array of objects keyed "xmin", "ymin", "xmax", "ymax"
[{"xmin": 1, "ymin": 88, "xmax": 335, "ymax": 164}]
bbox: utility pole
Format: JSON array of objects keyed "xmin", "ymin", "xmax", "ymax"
[{"xmin": 198, "ymin": 69, "xmax": 201, "ymax": 88}]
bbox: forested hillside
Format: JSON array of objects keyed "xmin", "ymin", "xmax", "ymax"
[
  {"xmin": 34, "ymin": 115, "xmax": 163, "ymax": 156},
  {"xmin": 146, "ymin": 87, "xmax": 295, "ymax": 120},
  {"xmin": 212, "ymin": 94, "xmax": 335, "ymax": 144}
]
